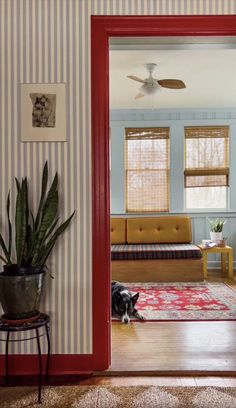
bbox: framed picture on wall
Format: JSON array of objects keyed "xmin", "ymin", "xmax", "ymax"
[{"xmin": 21, "ymin": 83, "xmax": 66, "ymax": 142}]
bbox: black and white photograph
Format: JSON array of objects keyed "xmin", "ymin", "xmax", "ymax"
[
  {"xmin": 30, "ymin": 93, "xmax": 56, "ymax": 128},
  {"xmin": 21, "ymin": 83, "xmax": 66, "ymax": 142}
]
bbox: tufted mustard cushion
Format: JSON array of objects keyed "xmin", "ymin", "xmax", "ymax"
[
  {"xmin": 111, "ymin": 218, "xmax": 126, "ymax": 244},
  {"xmin": 127, "ymin": 216, "xmax": 192, "ymax": 244}
]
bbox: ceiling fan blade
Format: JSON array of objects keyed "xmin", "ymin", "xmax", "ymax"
[
  {"xmin": 158, "ymin": 79, "xmax": 186, "ymax": 89},
  {"xmin": 135, "ymin": 92, "xmax": 145, "ymax": 99},
  {"xmin": 127, "ymin": 75, "xmax": 146, "ymax": 84}
]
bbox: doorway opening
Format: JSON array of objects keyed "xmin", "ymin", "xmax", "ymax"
[
  {"xmin": 91, "ymin": 15, "xmax": 236, "ymax": 373},
  {"xmin": 109, "ymin": 35, "xmax": 236, "ymax": 373}
]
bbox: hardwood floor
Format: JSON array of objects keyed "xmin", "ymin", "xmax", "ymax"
[
  {"xmin": 80, "ymin": 375, "xmax": 236, "ymax": 386},
  {"xmin": 110, "ymin": 274, "xmax": 236, "ymax": 374},
  {"xmin": 111, "ymin": 321, "xmax": 236, "ymax": 373}
]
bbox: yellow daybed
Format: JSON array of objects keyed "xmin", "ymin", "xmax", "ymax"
[{"xmin": 111, "ymin": 216, "xmax": 203, "ymax": 282}]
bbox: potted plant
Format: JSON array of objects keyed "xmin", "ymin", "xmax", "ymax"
[
  {"xmin": 0, "ymin": 162, "xmax": 75, "ymax": 321},
  {"xmin": 208, "ymin": 218, "xmax": 226, "ymax": 245}
]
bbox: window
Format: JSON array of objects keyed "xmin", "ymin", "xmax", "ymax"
[
  {"xmin": 125, "ymin": 127, "xmax": 170, "ymax": 212},
  {"xmin": 184, "ymin": 126, "xmax": 229, "ymax": 209}
]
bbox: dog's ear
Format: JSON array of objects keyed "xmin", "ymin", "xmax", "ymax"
[{"xmin": 132, "ymin": 292, "xmax": 139, "ymax": 305}]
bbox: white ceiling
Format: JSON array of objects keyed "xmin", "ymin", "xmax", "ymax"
[{"xmin": 109, "ymin": 45, "xmax": 236, "ymax": 110}]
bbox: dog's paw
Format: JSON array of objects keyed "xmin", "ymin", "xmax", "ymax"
[{"xmin": 134, "ymin": 312, "xmax": 146, "ymax": 321}]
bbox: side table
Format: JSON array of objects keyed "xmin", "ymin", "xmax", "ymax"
[
  {"xmin": 199, "ymin": 244, "xmax": 234, "ymax": 279},
  {"xmin": 0, "ymin": 313, "xmax": 50, "ymax": 404}
]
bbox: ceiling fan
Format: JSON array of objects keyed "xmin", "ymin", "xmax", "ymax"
[{"xmin": 127, "ymin": 63, "xmax": 186, "ymax": 99}]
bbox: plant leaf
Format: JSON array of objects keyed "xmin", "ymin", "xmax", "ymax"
[
  {"xmin": 29, "ymin": 211, "xmax": 36, "ymax": 254},
  {"xmin": 25, "ymin": 224, "xmax": 33, "ymax": 263},
  {"xmin": 0, "ymin": 254, "xmax": 8, "ymax": 264},
  {"xmin": 44, "ymin": 217, "xmax": 59, "ymax": 241},
  {"xmin": 15, "ymin": 177, "xmax": 21, "ymax": 193},
  {"xmin": 40, "ymin": 172, "xmax": 58, "ymax": 223},
  {"xmin": 208, "ymin": 218, "xmax": 226, "ymax": 232},
  {"xmin": 15, "ymin": 179, "xmax": 27, "ymax": 265},
  {"xmin": 35, "ymin": 161, "xmax": 48, "ymax": 232},
  {"xmin": 32, "ymin": 211, "xmax": 75, "ymax": 266},
  {"xmin": 32, "ymin": 174, "xmax": 59, "ymax": 264},
  {"xmin": 25, "ymin": 177, "xmax": 29, "ymax": 225},
  {"xmin": 0, "ymin": 233, "xmax": 11, "ymax": 264},
  {"xmin": 7, "ymin": 192, "xmax": 12, "ymax": 258}
]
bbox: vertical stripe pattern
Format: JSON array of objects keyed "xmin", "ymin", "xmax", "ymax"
[{"xmin": 0, "ymin": 0, "xmax": 235, "ymax": 354}]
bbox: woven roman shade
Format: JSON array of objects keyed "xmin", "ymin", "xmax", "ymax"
[
  {"xmin": 125, "ymin": 127, "xmax": 170, "ymax": 212},
  {"xmin": 184, "ymin": 126, "xmax": 229, "ymax": 188}
]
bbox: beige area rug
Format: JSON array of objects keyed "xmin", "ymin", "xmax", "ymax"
[{"xmin": 1, "ymin": 386, "xmax": 236, "ymax": 408}]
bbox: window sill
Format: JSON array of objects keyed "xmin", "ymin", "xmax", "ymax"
[{"xmin": 111, "ymin": 210, "xmax": 236, "ymax": 217}]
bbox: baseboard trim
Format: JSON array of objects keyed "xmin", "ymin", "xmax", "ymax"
[
  {"xmin": 0, "ymin": 354, "xmax": 98, "ymax": 376},
  {"xmin": 99, "ymin": 370, "xmax": 236, "ymax": 376},
  {"xmin": 0, "ymin": 373, "xmax": 95, "ymax": 386}
]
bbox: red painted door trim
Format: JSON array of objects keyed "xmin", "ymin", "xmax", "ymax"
[{"xmin": 91, "ymin": 15, "xmax": 236, "ymax": 371}]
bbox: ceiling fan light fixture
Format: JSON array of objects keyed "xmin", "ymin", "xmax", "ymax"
[
  {"xmin": 140, "ymin": 82, "xmax": 159, "ymax": 95},
  {"xmin": 127, "ymin": 62, "xmax": 186, "ymax": 99}
]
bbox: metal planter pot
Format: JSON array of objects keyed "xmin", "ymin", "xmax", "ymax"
[{"xmin": 0, "ymin": 266, "xmax": 45, "ymax": 320}]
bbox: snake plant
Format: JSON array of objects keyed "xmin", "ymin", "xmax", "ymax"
[
  {"xmin": 207, "ymin": 218, "xmax": 226, "ymax": 232},
  {"xmin": 0, "ymin": 162, "xmax": 75, "ymax": 269}
]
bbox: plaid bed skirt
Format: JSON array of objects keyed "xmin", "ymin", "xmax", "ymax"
[{"xmin": 111, "ymin": 243, "xmax": 202, "ymax": 260}]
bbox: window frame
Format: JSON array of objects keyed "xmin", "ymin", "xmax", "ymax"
[
  {"xmin": 125, "ymin": 127, "xmax": 170, "ymax": 213},
  {"xmin": 184, "ymin": 125, "xmax": 230, "ymax": 212}
]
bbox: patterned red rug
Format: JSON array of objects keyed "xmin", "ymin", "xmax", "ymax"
[{"xmin": 115, "ymin": 282, "xmax": 236, "ymax": 321}]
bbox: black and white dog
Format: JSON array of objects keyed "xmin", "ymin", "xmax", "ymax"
[{"xmin": 111, "ymin": 281, "xmax": 145, "ymax": 324}]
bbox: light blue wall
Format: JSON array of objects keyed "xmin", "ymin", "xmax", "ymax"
[{"xmin": 110, "ymin": 108, "xmax": 236, "ymax": 268}]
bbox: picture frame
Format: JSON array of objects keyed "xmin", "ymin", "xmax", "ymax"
[{"xmin": 21, "ymin": 83, "xmax": 66, "ymax": 142}]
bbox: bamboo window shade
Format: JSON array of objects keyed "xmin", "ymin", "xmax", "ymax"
[
  {"xmin": 184, "ymin": 126, "xmax": 229, "ymax": 188},
  {"xmin": 125, "ymin": 127, "xmax": 170, "ymax": 212}
]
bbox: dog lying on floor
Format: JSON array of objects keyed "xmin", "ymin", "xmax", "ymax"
[{"xmin": 111, "ymin": 281, "xmax": 145, "ymax": 324}]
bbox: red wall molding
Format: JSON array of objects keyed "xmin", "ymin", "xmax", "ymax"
[{"xmin": 91, "ymin": 14, "xmax": 236, "ymax": 372}]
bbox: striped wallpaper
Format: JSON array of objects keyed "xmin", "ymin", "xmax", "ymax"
[{"xmin": 0, "ymin": 0, "xmax": 236, "ymax": 355}]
